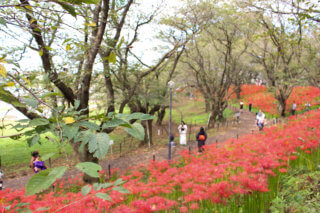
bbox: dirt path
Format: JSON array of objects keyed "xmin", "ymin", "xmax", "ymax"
[{"xmin": 3, "ymin": 110, "xmax": 258, "ymax": 191}]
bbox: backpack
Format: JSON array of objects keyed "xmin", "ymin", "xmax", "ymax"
[{"xmin": 199, "ymin": 134, "xmax": 206, "ymax": 141}]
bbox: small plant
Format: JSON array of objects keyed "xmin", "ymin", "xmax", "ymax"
[{"xmin": 271, "ymin": 169, "xmax": 320, "ymax": 213}]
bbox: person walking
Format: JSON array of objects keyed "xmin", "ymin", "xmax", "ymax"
[
  {"xmin": 292, "ymin": 101, "xmax": 297, "ymax": 115},
  {"xmin": 240, "ymin": 100, "xmax": 244, "ymax": 113},
  {"xmin": 305, "ymin": 101, "xmax": 311, "ymax": 112},
  {"xmin": 178, "ymin": 121, "xmax": 187, "ymax": 145},
  {"xmin": 196, "ymin": 127, "xmax": 207, "ymax": 153},
  {"xmin": 249, "ymin": 102, "xmax": 252, "ymax": 112},
  {"xmin": 256, "ymin": 110, "xmax": 265, "ymax": 131}
]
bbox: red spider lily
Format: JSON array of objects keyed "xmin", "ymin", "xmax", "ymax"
[{"xmin": 1, "ymin": 110, "xmax": 319, "ymax": 212}]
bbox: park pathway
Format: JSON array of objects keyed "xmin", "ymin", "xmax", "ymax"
[{"xmin": 4, "ymin": 110, "xmax": 258, "ymax": 191}]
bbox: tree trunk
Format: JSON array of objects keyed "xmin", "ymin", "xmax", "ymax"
[
  {"xmin": 70, "ymin": 142, "xmax": 99, "ymax": 183},
  {"xmin": 278, "ymin": 98, "xmax": 287, "ymax": 117},
  {"xmin": 235, "ymin": 84, "xmax": 241, "ymax": 99},
  {"xmin": 119, "ymin": 100, "xmax": 128, "ymax": 113},
  {"xmin": 205, "ymin": 100, "xmax": 210, "ymax": 112},
  {"xmin": 139, "ymin": 120, "xmax": 148, "ymax": 146},
  {"xmin": 156, "ymin": 106, "xmax": 166, "ymax": 125}
]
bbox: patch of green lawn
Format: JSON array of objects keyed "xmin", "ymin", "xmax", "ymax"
[{"xmin": 0, "ymin": 128, "xmax": 73, "ymax": 173}]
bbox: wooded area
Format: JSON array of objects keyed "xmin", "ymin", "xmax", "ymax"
[{"xmin": 0, "ymin": 0, "xmax": 319, "ymax": 185}]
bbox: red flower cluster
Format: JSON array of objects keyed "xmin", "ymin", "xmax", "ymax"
[
  {"xmin": 231, "ymin": 85, "xmax": 320, "ymax": 115},
  {"xmin": 1, "ymin": 110, "xmax": 320, "ymax": 212}
]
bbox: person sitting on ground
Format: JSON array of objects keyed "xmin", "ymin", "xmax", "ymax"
[
  {"xmin": 30, "ymin": 150, "xmax": 39, "ymax": 172},
  {"xmin": 256, "ymin": 110, "xmax": 265, "ymax": 131},
  {"xmin": 196, "ymin": 127, "xmax": 207, "ymax": 153},
  {"xmin": 33, "ymin": 156, "xmax": 47, "ymax": 173},
  {"xmin": 30, "ymin": 151, "xmax": 46, "ymax": 173}
]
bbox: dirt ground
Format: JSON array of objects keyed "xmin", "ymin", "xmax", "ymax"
[{"xmin": 3, "ymin": 110, "xmax": 260, "ymax": 191}]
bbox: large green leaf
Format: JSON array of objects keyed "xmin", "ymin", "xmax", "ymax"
[
  {"xmin": 125, "ymin": 123, "xmax": 144, "ymax": 140},
  {"xmin": 78, "ymin": 121, "xmax": 100, "ymax": 131},
  {"xmin": 62, "ymin": 124, "xmax": 79, "ymax": 140},
  {"xmin": 41, "ymin": 153, "xmax": 55, "ymax": 161},
  {"xmin": 88, "ymin": 133, "xmax": 110, "ymax": 159},
  {"xmin": 92, "ymin": 182, "xmax": 113, "ymax": 191},
  {"xmin": 112, "ymin": 186, "xmax": 130, "ymax": 194},
  {"xmin": 81, "ymin": 185, "xmax": 92, "ymax": 196},
  {"xmin": 113, "ymin": 178, "xmax": 126, "ymax": 186},
  {"xmin": 95, "ymin": 193, "xmax": 112, "ymax": 201},
  {"xmin": 22, "ymin": 97, "xmax": 38, "ymax": 109},
  {"xmin": 27, "ymin": 135, "xmax": 40, "ymax": 147},
  {"xmin": 56, "ymin": 2, "xmax": 77, "ymax": 17},
  {"xmin": 101, "ymin": 118, "xmax": 130, "ymax": 129},
  {"xmin": 29, "ymin": 118, "xmax": 49, "ymax": 126},
  {"xmin": 25, "ymin": 166, "xmax": 67, "ymax": 196},
  {"xmin": 75, "ymin": 162, "xmax": 102, "ymax": 178}
]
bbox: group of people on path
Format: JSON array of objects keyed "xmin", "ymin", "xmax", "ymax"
[{"xmin": 170, "ymin": 121, "xmax": 207, "ymax": 153}]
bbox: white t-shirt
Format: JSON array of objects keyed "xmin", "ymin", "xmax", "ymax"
[
  {"xmin": 256, "ymin": 113, "xmax": 265, "ymax": 123},
  {"xmin": 178, "ymin": 125, "xmax": 187, "ymax": 134},
  {"xmin": 292, "ymin": 103, "xmax": 297, "ymax": 110}
]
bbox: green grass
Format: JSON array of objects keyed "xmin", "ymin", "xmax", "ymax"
[
  {"xmin": 0, "ymin": 127, "xmax": 73, "ymax": 174},
  {"xmin": 165, "ymin": 98, "xmax": 234, "ymax": 126}
]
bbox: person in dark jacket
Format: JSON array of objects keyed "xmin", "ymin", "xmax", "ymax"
[{"xmin": 196, "ymin": 127, "xmax": 207, "ymax": 153}]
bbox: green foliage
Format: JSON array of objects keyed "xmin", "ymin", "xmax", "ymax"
[
  {"xmin": 271, "ymin": 170, "xmax": 320, "ymax": 212},
  {"xmin": 95, "ymin": 192, "xmax": 113, "ymax": 201},
  {"xmin": 124, "ymin": 123, "xmax": 145, "ymax": 141},
  {"xmin": 22, "ymin": 97, "xmax": 38, "ymax": 108},
  {"xmin": 88, "ymin": 133, "xmax": 110, "ymax": 160},
  {"xmin": 81, "ymin": 185, "xmax": 92, "ymax": 196},
  {"xmin": 25, "ymin": 166, "xmax": 67, "ymax": 196},
  {"xmin": 40, "ymin": 153, "xmax": 56, "ymax": 161},
  {"xmin": 75, "ymin": 162, "xmax": 102, "ymax": 178}
]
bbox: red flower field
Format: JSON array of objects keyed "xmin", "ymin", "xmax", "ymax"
[
  {"xmin": 1, "ymin": 110, "xmax": 320, "ymax": 212},
  {"xmin": 231, "ymin": 85, "xmax": 320, "ymax": 115}
]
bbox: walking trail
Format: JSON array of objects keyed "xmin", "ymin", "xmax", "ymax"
[{"xmin": 4, "ymin": 110, "xmax": 258, "ymax": 191}]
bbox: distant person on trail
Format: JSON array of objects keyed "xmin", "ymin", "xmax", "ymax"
[
  {"xmin": 292, "ymin": 101, "xmax": 297, "ymax": 115},
  {"xmin": 170, "ymin": 134, "xmax": 175, "ymax": 147},
  {"xmin": 30, "ymin": 151, "xmax": 46, "ymax": 173},
  {"xmin": 305, "ymin": 101, "xmax": 311, "ymax": 112},
  {"xmin": 249, "ymin": 102, "xmax": 252, "ymax": 112},
  {"xmin": 178, "ymin": 121, "xmax": 187, "ymax": 146},
  {"xmin": 256, "ymin": 110, "xmax": 265, "ymax": 131},
  {"xmin": 196, "ymin": 127, "xmax": 207, "ymax": 153},
  {"xmin": 0, "ymin": 168, "xmax": 3, "ymax": 190},
  {"xmin": 240, "ymin": 100, "xmax": 244, "ymax": 113}
]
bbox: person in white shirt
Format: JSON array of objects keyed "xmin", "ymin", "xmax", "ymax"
[
  {"xmin": 178, "ymin": 121, "xmax": 187, "ymax": 145},
  {"xmin": 292, "ymin": 101, "xmax": 297, "ymax": 115},
  {"xmin": 256, "ymin": 110, "xmax": 265, "ymax": 131},
  {"xmin": 240, "ymin": 100, "xmax": 244, "ymax": 113}
]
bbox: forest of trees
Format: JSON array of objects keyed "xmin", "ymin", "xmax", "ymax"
[{"xmin": 0, "ymin": 0, "xmax": 319, "ymax": 182}]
